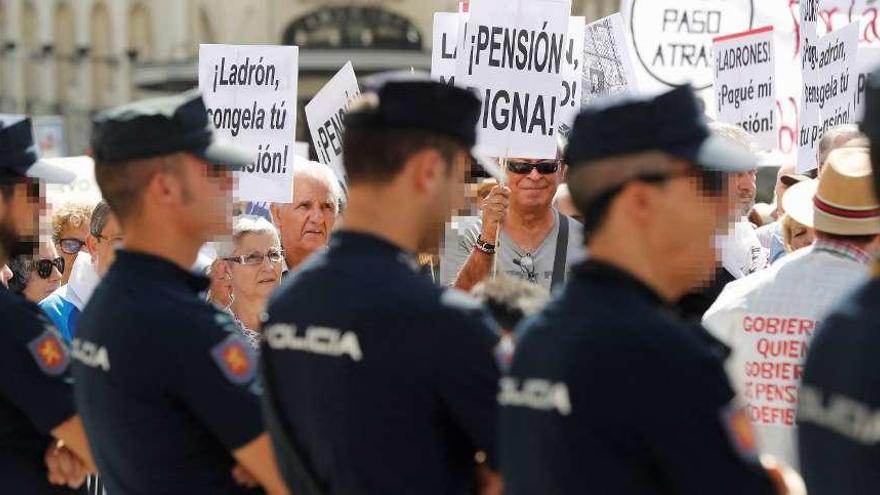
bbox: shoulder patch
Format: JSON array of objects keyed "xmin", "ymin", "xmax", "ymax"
[
  {"xmin": 210, "ymin": 334, "xmax": 257, "ymax": 385},
  {"xmin": 27, "ymin": 330, "xmax": 70, "ymax": 376},
  {"xmin": 720, "ymin": 401, "xmax": 759, "ymax": 462}
]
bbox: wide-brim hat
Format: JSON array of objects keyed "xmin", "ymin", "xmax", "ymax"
[{"xmin": 784, "ymin": 147, "xmax": 880, "ymax": 235}]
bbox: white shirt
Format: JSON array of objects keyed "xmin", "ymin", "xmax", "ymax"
[
  {"xmin": 52, "ymin": 251, "xmax": 101, "ymax": 310},
  {"xmin": 702, "ymin": 241, "xmax": 872, "ymax": 468},
  {"xmin": 718, "ymin": 219, "xmax": 768, "ymax": 279}
]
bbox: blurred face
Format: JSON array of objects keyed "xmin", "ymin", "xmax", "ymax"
[
  {"xmin": 729, "ymin": 169, "xmax": 757, "ymax": 217},
  {"xmin": 273, "ymin": 175, "xmax": 337, "ymax": 262},
  {"xmin": 23, "ymin": 242, "xmax": 63, "ymax": 303},
  {"xmin": 774, "ymin": 164, "xmax": 796, "ymax": 218},
  {"xmin": 56, "ymin": 221, "xmax": 88, "ymax": 284},
  {"xmin": 0, "ymin": 181, "xmax": 41, "ymax": 262},
  {"xmin": 178, "ymin": 155, "xmax": 234, "ymax": 241},
  {"xmin": 505, "ymin": 159, "xmax": 563, "ymax": 212},
  {"xmin": 419, "ymin": 148, "xmax": 470, "ymax": 253},
  {"xmin": 227, "ymin": 232, "xmax": 283, "ymax": 301},
  {"xmin": 92, "ymin": 213, "xmax": 123, "ymax": 277}
]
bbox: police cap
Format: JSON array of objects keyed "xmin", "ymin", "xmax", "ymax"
[
  {"xmin": 565, "ymin": 85, "xmax": 755, "ymax": 173},
  {"xmin": 0, "ymin": 115, "xmax": 74, "ymax": 183},
  {"xmin": 90, "ymin": 89, "xmax": 253, "ymax": 168},
  {"xmin": 345, "ymin": 72, "xmax": 481, "ymax": 149}
]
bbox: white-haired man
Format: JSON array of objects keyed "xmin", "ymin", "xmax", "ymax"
[{"xmin": 270, "ymin": 159, "xmax": 344, "ymax": 271}]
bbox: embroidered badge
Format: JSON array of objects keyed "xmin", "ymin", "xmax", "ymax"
[
  {"xmin": 210, "ymin": 334, "xmax": 256, "ymax": 385},
  {"xmin": 721, "ymin": 402, "xmax": 759, "ymax": 461},
  {"xmin": 27, "ymin": 330, "xmax": 70, "ymax": 376}
]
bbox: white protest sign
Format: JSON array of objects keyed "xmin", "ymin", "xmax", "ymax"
[
  {"xmin": 557, "ymin": 17, "xmax": 585, "ymax": 137},
  {"xmin": 305, "ymin": 61, "xmax": 359, "ymax": 182},
  {"xmin": 43, "ymin": 156, "xmax": 101, "ymax": 210},
  {"xmin": 582, "ymin": 13, "xmax": 640, "ymax": 106},
  {"xmin": 856, "ymin": 47, "xmax": 880, "ymax": 118},
  {"xmin": 432, "ymin": 13, "xmax": 462, "ymax": 85},
  {"xmin": 457, "ymin": 0, "xmax": 571, "ymax": 159},
  {"xmin": 198, "ymin": 44, "xmax": 298, "ymax": 203},
  {"xmin": 294, "ymin": 141, "xmax": 310, "ymax": 159},
  {"xmin": 797, "ymin": 22, "xmax": 859, "ymax": 172},
  {"xmin": 622, "ymin": 0, "xmax": 754, "ymax": 94},
  {"xmin": 713, "ymin": 26, "xmax": 777, "ymax": 150}
]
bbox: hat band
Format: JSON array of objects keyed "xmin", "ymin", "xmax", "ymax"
[{"xmin": 814, "ymin": 196, "xmax": 880, "ymax": 219}]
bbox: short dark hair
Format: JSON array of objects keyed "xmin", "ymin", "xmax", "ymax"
[
  {"xmin": 89, "ymin": 201, "xmax": 114, "ymax": 237},
  {"xmin": 342, "ymin": 127, "xmax": 463, "ymax": 184},
  {"xmin": 94, "ymin": 154, "xmax": 182, "ymax": 223}
]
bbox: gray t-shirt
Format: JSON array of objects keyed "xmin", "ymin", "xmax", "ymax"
[{"xmin": 440, "ymin": 211, "xmax": 585, "ymax": 289}]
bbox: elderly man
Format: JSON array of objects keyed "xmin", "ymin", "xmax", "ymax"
[
  {"xmin": 40, "ymin": 201, "xmax": 122, "ymax": 342},
  {"xmin": 270, "ymin": 159, "xmax": 343, "ymax": 271},
  {"xmin": 51, "ymin": 203, "xmax": 93, "ymax": 285},
  {"xmin": 703, "ymin": 148, "xmax": 880, "ymax": 469},
  {"xmin": 440, "ymin": 148, "xmax": 585, "ymax": 291},
  {"xmin": 816, "ymin": 124, "xmax": 865, "ymax": 174}
]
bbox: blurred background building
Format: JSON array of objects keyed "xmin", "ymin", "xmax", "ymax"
[{"xmin": 0, "ymin": 0, "xmax": 617, "ymax": 156}]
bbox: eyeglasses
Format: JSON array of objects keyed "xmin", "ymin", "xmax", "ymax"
[
  {"xmin": 513, "ymin": 253, "xmax": 537, "ymax": 283},
  {"xmin": 223, "ymin": 249, "xmax": 285, "ymax": 266},
  {"xmin": 58, "ymin": 238, "xmax": 86, "ymax": 255},
  {"xmin": 95, "ymin": 234, "xmax": 125, "ymax": 249},
  {"xmin": 33, "ymin": 257, "xmax": 64, "ymax": 279},
  {"xmin": 507, "ymin": 160, "xmax": 561, "ymax": 175}
]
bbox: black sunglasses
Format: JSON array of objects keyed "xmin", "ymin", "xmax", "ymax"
[
  {"xmin": 58, "ymin": 238, "xmax": 86, "ymax": 255},
  {"xmin": 34, "ymin": 257, "xmax": 64, "ymax": 279},
  {"xmin": 507, "ymin": 160, "xmax": 561, "ymax": 175}
]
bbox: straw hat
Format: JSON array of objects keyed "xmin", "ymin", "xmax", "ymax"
[{"xmin": 783, "ymin": 147, "xmax": 880, "ymax": 236}]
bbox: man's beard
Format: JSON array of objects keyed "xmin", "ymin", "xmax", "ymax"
[{"xmin": 0, "ymin": 217, "xmax": 37, "ymax": 261}]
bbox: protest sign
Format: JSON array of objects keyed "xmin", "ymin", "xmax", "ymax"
[
  {"xmin": 432, "ymin": 13, "xmax": 462, "ymax": 85},
  {"xmin": 797, "ymin": 22, "xmax": 859, "ymax": 172},
  {"xmin": 294, "ymin": 141, "xmax": 310, "ymax": 159},
  {"xmin": 582, "ymin": 13, "xmax": 640, "ymax": 106},
  {"xmin": 198, "ymin": 44, "xmax": 298, "ymax": 203},
  {"xmin": 713, "ymin": 26, "xmax": 777, "ymax": 150},
  {"xmin": 305, "ymin": 61, "xmax": 360, "ymax": 181},
  {"xmin": 855, "ymin": 47, "xmax": 880, "ymax": 118},
  {"xmin": 457, "ymin": 0, "xmax": 571, "ymax": 159},
  {"xmin": 43, "ymin": 156, "xmax": 101, "ymax": 210},
  {"xmin": 622, "ymin": 0, "xmax": 754, "ymax": 93},
  {"xmin": 557, "ymin": 17, "xmax": 585, "ymax": 137}
]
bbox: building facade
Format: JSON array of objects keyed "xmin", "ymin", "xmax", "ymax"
[{"xmin": 0, "ymin": 0, "xmax": 618, "ymax": 154}]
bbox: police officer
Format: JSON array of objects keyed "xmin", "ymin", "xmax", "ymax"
[
  {"xmin": 499, "ymin": 87, "xmax": 801, "ymax": 494},
  {"xmin": 0, "ymin": 116, "xmax": 96, "ymax": 492},
  {"xmin": 71, "ymin": 91, "xmax": 288, "ymax": 494},
  {"xmin": 797, "ymin": 67, "xmax": 880, "ymax": 495},
  {"xmin": 261, "ymin": 76, "xmax": 502, "ymax": 495}
]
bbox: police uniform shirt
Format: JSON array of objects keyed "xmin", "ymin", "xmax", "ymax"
[
  {"xmin": 262, "ymin": 231, "xmax": 501, "ymax": 495},
  {"xmin": 0, "ymin": 284, "xmax": 82, "ymax": 494},
  {"xmin": 72, "ymin": 251, "xmax": 264, "ymax": 495},
  {"xmin": 798, "ymin": 277, "xmax": 880, "ymax": 495},
  {"xmin": 500, "ymin": 260, "xmax": 775, "ymax": 495}
]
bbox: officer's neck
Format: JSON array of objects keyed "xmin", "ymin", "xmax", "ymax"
[
  {"xmin": 588, "ymin": 233, "xmax": 682, "ymax": 304},
  {"xmin": 341, "ymin": 185, "xmax": 421, "ymax": 254},
  {"xmin": 123, "ymin": 227, "xmax": 202, "ymax": 272}
]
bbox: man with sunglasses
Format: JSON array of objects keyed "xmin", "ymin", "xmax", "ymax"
[
  {"xmin": 41, "ymin": 201, "xmax": 123, "ymax": 343},
  {"xmin": 499, "ymin": 86, "xmax": 802, "ymax": 494},
  {"xmin": 441, "ymin": 144, "xmax": 584, "ymax": 292},
  {"xmin": 71, "ymin": 91, "xmax": 288, "ymax": 495},
  {"xmin": 0, "ymin": 116, "xmax": 98, "ymax": 493}
]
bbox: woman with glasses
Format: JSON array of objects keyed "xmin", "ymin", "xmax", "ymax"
[
  {"xmin": 7, "ymin": 242, "xmax": 64, "ymax": 303},
  {"xmin": 51, "ymin": 202, "xmax": 92, "ymax": 285},
  {"xmin": 212, "ymin": 215, "xmax": 284, "ymax": 348}
]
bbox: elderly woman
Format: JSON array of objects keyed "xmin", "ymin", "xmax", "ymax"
[
  {"xmin": 211, "ymin": 216, "xmax": 284, "ymax": 348},
  {"xmin": 8, "ymin": 242, "xmax": 64, "ymax": 303},
  {"xmin": 781, "ymin": 213, "xmax": 815, "ymax": 253}
]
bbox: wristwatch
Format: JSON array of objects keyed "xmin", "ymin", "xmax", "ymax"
[{"xmin": 474, "ymin": 235, "xmax": 496, "ymax": 255}]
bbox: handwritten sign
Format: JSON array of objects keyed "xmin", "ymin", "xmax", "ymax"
[{"xmin": 305, "ymin": 62, "xmax": 359, "ymax": 182}]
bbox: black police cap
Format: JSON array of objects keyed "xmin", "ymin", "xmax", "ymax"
[
  {"xmin": 565, "ymin": 85, "xmax": 754, "ymax": 172},
  {"xmin": 860, "ymin": 67, "xmax": 880, "ymax": 199},
  {"xmin": 345, "ymin": 72, "xmax": 481, "ymax": 149},
  {"xmin": 0, "ymin": 116, "xmax": 74, "ymax": 183},
  {"xmin": 90, "ymin": 89, "xmax": 253, "ymax": 168}
]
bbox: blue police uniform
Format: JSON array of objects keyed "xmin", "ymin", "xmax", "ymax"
[
  {"xmin": 0, "ymin": 115, "xmax": 81, "ymax": 493},
  {"xmin": 71, "ymin": 90, "xmax": 264, "ymax": 494},
  {"xmin": 500, "ymin": 261, "xmax": 775, "ymax": 494},
  {"xmin": 263, "ymin": 232, "xmax": 500, "ymax": 495},
  {"xmin": 72, "ymin": 251, "xmax": 263, "ymax": 494}
]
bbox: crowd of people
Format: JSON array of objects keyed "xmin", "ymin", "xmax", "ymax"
[{"xmin": 4, "ymin": 54, "xmax": 880, "ymax": 495}]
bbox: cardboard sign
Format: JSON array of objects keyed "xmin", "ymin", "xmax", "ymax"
[
  {"xmin": 432, "ymin": 13, "xmax": 462, "ymax": 85},
  {"xmin": 198, "ymin": 44, "xmax": 298, "ymax": 203},
  {"xmin": 304, "ymin": 61, "xmax": 359, "ymax": 182},
  {"xmin": 713, "ymin": 26, "xmax": 777, "ymax": 150},
  {"xmin": 457, "ymin": 0, "xmax": 572, "ymax": 159},
  {"xmin": 582, "ymin": 13, "xmax": 640, "ymax": 106},
  {"xmin": 797, "ymin": 22, "xmax": 859, "ymax": 172},
  {"xmin": 557, "ymin": 16, "xmax": 585, "ymax": 137}
]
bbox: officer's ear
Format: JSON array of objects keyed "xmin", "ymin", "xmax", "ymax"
[
  {"xmin": 617, "ymin": 181, "xmax": 658, "ymax": 229},
  {"xmin": 408, "ymin": 148, "xmax": 446, "ymax": 195}
]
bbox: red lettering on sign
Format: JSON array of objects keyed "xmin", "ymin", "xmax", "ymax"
[{"xmin": 749, "ymin": 404, "xmax": 797, "ymax": 426}]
